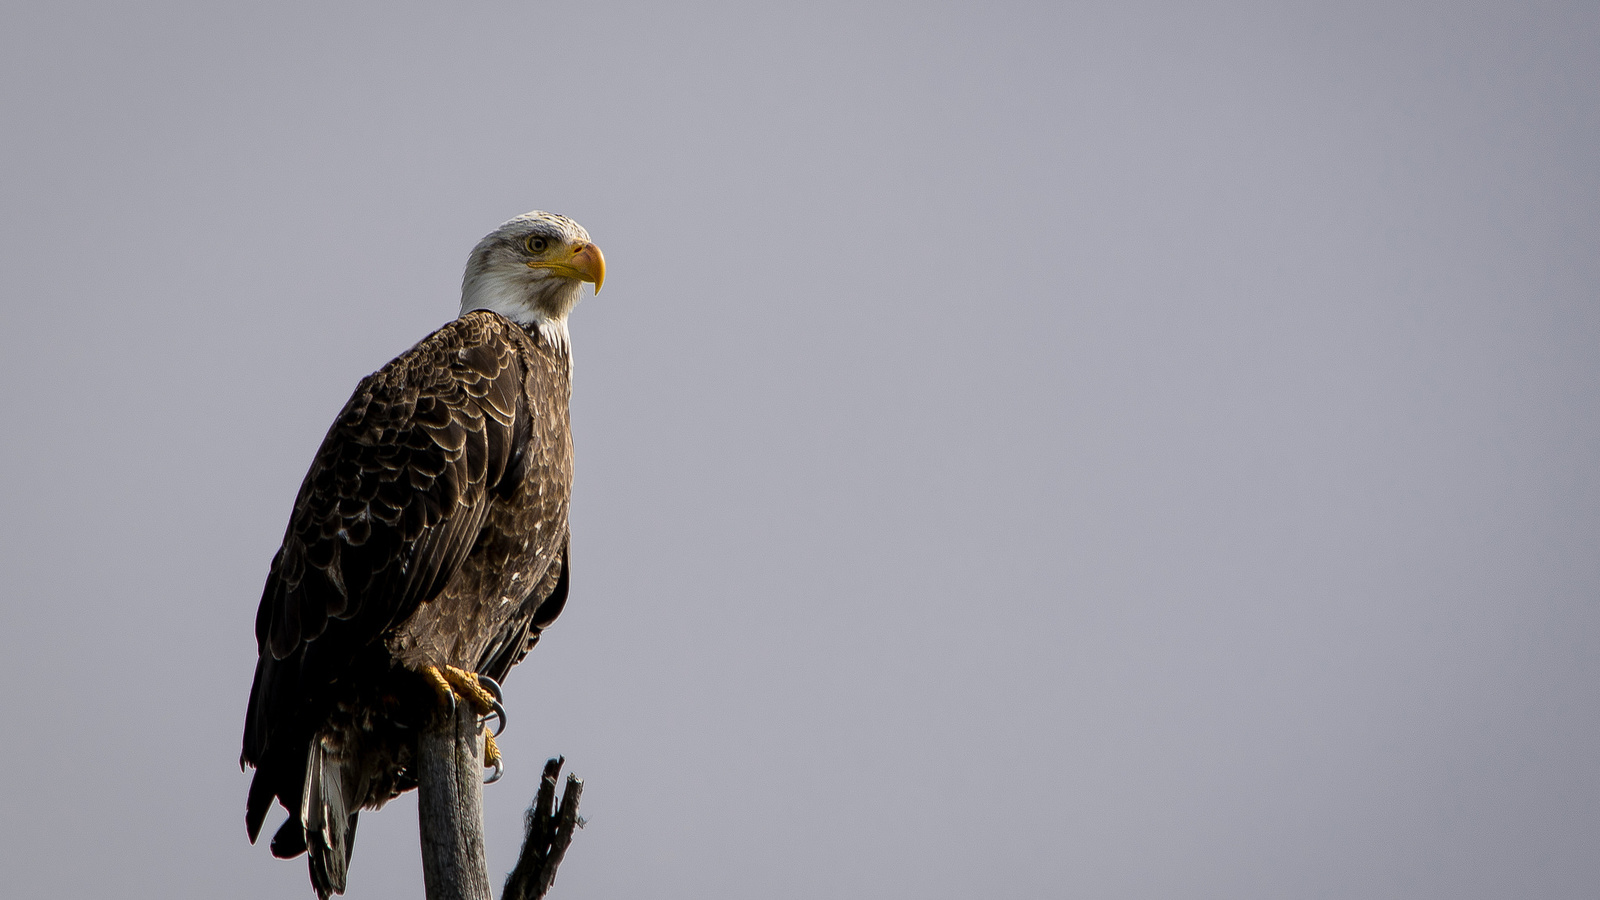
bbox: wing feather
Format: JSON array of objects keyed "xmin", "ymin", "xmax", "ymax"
[
  {"xmin": 478, "ymin": 537, "xmax": 570, "ymax": 683},
  {"xmin": 245, "ymin": 312, "xmax": 528, "ymax": 763}
]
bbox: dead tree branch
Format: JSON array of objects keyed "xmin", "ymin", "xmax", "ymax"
[
  {"xmin": 502, "ymin": 757, "xmax": 585, "ymax": 900},
  {"xmin": 416, "ymin": 703, "xmax": 583, "ymax": 900},
  {"xmin": 418, "ymin": 702, "xmax": 494, "ymax": 900}
]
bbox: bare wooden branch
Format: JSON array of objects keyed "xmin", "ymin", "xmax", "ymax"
[
  {"xmin": 418, "ymin": 702, "xmax": 493, "ymax": 900},
  {"xmin": 501, "ymin": 757, "xmax": 585, "ymax": 900},
  {"xmin": 416, "ymin": 706, "xmax": 584, "ymax": 900}
]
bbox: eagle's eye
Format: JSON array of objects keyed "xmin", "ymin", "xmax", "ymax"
[{"xmin": 525, "ymin": 236, "xmax": 549, "ymax": 254}]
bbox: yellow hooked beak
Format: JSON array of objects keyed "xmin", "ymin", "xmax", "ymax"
[{"xmin": 528, "ymin": 241, "xmax": 606, "ymax": 294}]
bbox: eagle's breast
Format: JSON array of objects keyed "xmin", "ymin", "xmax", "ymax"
[{"xmin": 385, "ymin": 322, "xmax": 573, "ymax": 670}]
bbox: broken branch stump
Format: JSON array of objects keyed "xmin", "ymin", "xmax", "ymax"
[{"xmin": 416, "ymin": 701, "xmax": 584, "ymax": 900}]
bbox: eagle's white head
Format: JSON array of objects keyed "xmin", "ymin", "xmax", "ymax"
[{"xmin": 460, "ymin": 211, "xmax": 605, "ymax": 352}]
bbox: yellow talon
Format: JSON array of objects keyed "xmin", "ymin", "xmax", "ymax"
[
  {"xmin": 440, "ymin": 665, "xmax": 498, "ymax": 716},
  {"xmin": 484, "ymin": 729, "xmax": 504, "ymax": 784},
  {"xmin": 418, "ymin": 665, "xmax": 508, "ymax": 736},
  {"xmin": 420, "ymin": 665, "xmax": 456, "ymax": 709}
]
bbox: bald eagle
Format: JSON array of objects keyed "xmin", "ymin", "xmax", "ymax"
[{"xmin": 241, "ymin": 212, "xmax": 604, "ymax": 898}]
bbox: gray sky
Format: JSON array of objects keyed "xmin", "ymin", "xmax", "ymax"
[{"xmin": 2, "ymin": 2, "xmax": 1597, "ymax": 897}]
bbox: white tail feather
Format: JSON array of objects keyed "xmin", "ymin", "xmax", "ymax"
[{"xmin": 301, "ymin": 735, "xmax": 358, "ymax": 898}]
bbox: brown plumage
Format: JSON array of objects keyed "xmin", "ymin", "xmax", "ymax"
[{"xmin": 242, "ymin": 212, "xmax": 602, "ymax": 898}]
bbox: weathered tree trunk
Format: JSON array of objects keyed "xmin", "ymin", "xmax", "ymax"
[
  {"xmin": 417, "ymin": 704, "xmax": 584, "ymax": 900},
  {"xmin": 418, "ymin": 703, "xmax": 494, "ymax": 900}
]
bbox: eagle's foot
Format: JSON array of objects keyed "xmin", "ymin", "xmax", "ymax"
[
  {"xmin": 419, "ymin": 665, "xmax": 508, "ymax": 737},
  {"xmin": 484, "ymin": 729, "xmax": 504, "ymax": 784}
]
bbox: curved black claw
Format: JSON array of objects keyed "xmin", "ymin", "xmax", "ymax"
[
  {"xmin": 476, "ymin": 674, "xmax": 507, "ymax": 736},
  {"xmin": 479, "ymin": 695, "xmax": 508, "ymax": 737},
  {"xmin": 485, "ymin": 755, "xmax": 505, "ymax": 785},
  {"xmin": 476, "ymin": 673, "xmax": 504, "ymax": 703}
]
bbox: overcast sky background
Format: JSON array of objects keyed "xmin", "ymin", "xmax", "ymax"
[{"xmin": 1, "ymin": 2, "xmax": 1597, "ymax": 898}]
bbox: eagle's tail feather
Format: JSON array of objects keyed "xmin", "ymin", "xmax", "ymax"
[
  {"xmin": 245, "ymin": 768, "xmax": 277, "ymax": 844},
  {"xmin": 270, "ymin": 816, "xmax": 308, "ymax": 859},
  {"xmin": 302, "ymin": 736, "xmax": 361, "ymax": 899}
]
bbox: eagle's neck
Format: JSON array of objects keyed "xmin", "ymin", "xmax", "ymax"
[
  {"xmin": 528, "ymin": 317, "xmax": 571, "ymax": 357},
  {"xmin": 461, "ymin": 268, "xmax": 577, "ymax": 355}
]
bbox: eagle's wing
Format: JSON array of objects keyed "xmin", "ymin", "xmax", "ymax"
[
  {"xmin": 478, "ymin": 536, "xmax": 570, "ymax": 683},
  {"xmin": 242, "ymin": 311, "xmax": 527, "ymax": 776}
]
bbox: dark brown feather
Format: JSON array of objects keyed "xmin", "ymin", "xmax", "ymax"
[{"xmin": 242, "ymin": 310, "xmax": 575, "ymax": 898}]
